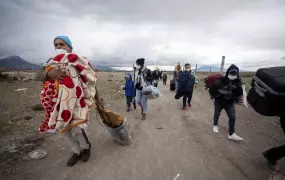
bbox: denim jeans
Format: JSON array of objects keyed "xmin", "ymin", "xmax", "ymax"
[
  {"xmin": 175, "ymin": 80, "xmax": 179, "ymax": 93},
  {"xmin": 213, "ymin": 100, "xmax": 236, "ymax": 135},
  {"xmin": 135, "ymin": 89, "xmax": 148, "ymax": 113}
]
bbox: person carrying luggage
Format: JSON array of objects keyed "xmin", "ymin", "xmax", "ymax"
[
  {"xmin": 134, "ymin": 58, "xmax": 153, "ymax": 120},
  {"xmin": 209, "ymin": 64, "xmax": 244, "ymax": 141},
  {"xmin": 263, "ymin": 115, "xmax": 285, "ymax": 170},
  {"xmin": 35, "ymin": 35, "xmax": 96, "ymax": 166},
  {"xmin": 177, "ymin": 63, "xmax": 195, "ymax": 110},
  {"xmin": 246, "ymin": 66, "xmax": 285, "ymax": 170},
  {"xmin": 173, "ymin": 64, "xmax": 182, "ymax": 93}
]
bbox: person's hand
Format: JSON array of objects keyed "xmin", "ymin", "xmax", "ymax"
[{"xmin": 47, "ymin": 69, "xmax": 67, "ymax": 81}]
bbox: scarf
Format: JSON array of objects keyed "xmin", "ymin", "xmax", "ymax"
[{"xmin": 39, "ymin": 53, "xmax": 97, "ymax": 134}]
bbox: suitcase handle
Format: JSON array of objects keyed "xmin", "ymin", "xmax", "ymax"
[
  {"xmin": 254, "ymin": 81, "xmax": 267, "ymax": 93},
  {"xmin": 253, "ymin": 76, "xmax": 285, "ymax": 96}
]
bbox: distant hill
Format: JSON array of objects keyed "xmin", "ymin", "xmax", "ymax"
[
  {"xmin": 90, "ymin": 63, "xmax": 113, "ymax": 71},
  {"xmin": 198, "ymin": 65, "xmax": 221, "ymax": 72},
  {"xmin": 0, "ymin": 56, "xmax": 41, "ymax": 70},
  {"xmin": 197, "ymin": 65, "xmax": 246, "ymax": 72}
]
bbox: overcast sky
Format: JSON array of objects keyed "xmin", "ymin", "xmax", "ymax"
[{"xmin": 0, "ymin": 0, "xmax": 285, "ymax": 69}]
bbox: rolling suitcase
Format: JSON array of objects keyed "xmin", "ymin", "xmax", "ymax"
[
  {"xmin": 247, "ymin": 66, "xmax": 285, "ymax": 116},
  {"xmin": 170, "ymin": 79, "xmax": 175, "ymax": 91}
]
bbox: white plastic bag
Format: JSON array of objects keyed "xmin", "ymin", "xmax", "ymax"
[
  {"xmin": 140, "ymin": 73, "xmax": 161, "ymax": 99},
  {"xmin": 242, "ymin": 84, "xmax": 248, "ymax": 108},
  {"xmin": 143, "ymin": 86, "xmax": 161, "ymax": 99},
  {"xmin": 237, "ymin": 84, "xmax": 248, "ymax": 108}
]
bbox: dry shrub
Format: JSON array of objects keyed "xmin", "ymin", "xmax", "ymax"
[
  {"xmin": 11, "ymin": 76, "xmax": 18, "ymax": 81},
  {"xmin": 0, "ymin": 72, "xmax": 9, "ymax": 80},
  {"xmin": 32, "ymin": 104, "xmax": 44, "ymax": 111}
]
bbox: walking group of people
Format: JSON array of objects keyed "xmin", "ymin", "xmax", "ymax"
[{"xmin": 35, "ymin": 35, "xmax": 285, "ymax": 175}]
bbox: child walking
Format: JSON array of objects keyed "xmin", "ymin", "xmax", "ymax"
[{"xmin": 122, "ymin": 73, "xmax": 136, "ymax": 112}]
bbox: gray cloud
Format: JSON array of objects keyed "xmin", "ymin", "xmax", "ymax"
[{"xmin": 1, "ymin": 0, "xmax": 285, "ymax": 69}]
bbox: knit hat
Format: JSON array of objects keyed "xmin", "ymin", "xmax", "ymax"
[{"xmin": 54, "ymin": 36, "xmax": 73, "ymax": 49}]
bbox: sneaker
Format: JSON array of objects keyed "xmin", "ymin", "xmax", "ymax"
[
  {"xmin": 213, "ymin": 126, "xmax": 219, "ymax": 133},
  {"xmin": 188, "ymin": 103, "xmax": 192, "ymax": 107},
  {"xmin": 262, "ymin": 151, "xmax": 277, "ymax": 169},
  {"xmin": 141, "ymin": 113, "xmax": 146, "ymax": 120},
  {"xmin": 67, "ymin": 153, "xmax": 82, "ymax": 167},
  {"xmin": 228, "ymin": 133, "xmax": 244, "ymax": 141}
]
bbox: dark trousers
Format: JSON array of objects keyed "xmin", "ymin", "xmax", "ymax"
[
  {"xmin": 126, "ymin": 96, "xmax": 136, "ymax": 108},
  {"xmin": 214, "ymin": 100, "xmax": 236, "ymax": 135},
  {"xmin": 163, "ymin": 78, "xmax": 167, "ymax": 85},
  {"xmin": 182, "ymin": 93, "xmax": 193, "ymax": 107},
  {"xmin": 265, "ymin": 144, "xmax": 285, "ymax": 161}
]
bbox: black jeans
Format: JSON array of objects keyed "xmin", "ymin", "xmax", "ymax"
[
  {"xmin": 163, "ymin": 78, "xmax": 167, "ymax": 85},
  {"xmin": 182, "ymin": 93, "xmax": 193, "ymax": 107},
  {"xmin": 126, "ymin": 96, "xmax": 136, "ymax": 108},
  {"xmin": 214, "ymin": 100, "xmax": 236, "ymax": 135},
  {"xmin": 264, "ymin": 144, "xmax": 285, "ymax": 162}
]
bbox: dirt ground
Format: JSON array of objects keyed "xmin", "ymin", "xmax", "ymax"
[{"xmin": 0, "ymin": 72, "xmax": 285, "ymax": 180}]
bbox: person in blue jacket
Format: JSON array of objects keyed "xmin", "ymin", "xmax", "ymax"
[
  {"xmin": 122, "ymin": 73, "xmax": 136, "ymax": 112},
  {"xmin": 177, "ymin": 63, "xmax": 195, "ymax": 110}
]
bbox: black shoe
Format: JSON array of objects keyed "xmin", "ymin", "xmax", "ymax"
[
  {"xmin": 67, "ymin": 153, "xmax": 82, "ymax": 167},
  {"xmin": 263, "ymin": 151, "xmax": 277, "ymax": 169},
  {"xmin": 81, "ymin": 144, "xmax": 91, "ymax": 162}
]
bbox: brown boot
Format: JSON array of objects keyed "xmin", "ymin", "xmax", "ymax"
[{"xmin": 141, "ymin": 113, "xmax": 146, "ymax": 120}]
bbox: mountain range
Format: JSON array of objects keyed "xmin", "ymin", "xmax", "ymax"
[
  {"xmin": 0, "ymin": 56, "xmax": 245, "ymax": 72},
  {"xmin": 0, "ymin": 56, "xmax": 41, "ymax": 70}
]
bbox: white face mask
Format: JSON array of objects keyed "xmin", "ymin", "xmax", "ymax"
[
  {"xmin": 135, "ymin": 64, "xmax": 142, "ymax": 69},
  {"xmin": 55, "ymin": 48, "xmax": 67, "ymax": 54},
  {"xmin": 228, "ymin": 75, "xmax": 237, "ymax": 80}
]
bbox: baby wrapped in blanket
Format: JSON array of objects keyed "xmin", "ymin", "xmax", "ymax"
[{"xmin": 39, "ymin": 53, "xmax": 96, "ymax": 134}]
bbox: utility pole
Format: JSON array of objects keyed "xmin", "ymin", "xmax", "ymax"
[
  {"xmin": 210, "ymin": 68, "xmax": 211, "ymax": 73},
  {"xmin": 195, "ymin": 64, "xmax": 198, "ymax": 73},
  {"xmin": 220, "ymin": 56, "xmax": 225, "ymax": 75}
]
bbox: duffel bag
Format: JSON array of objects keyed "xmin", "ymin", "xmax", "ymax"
[
  {"xmin": 204, "ymin": 74, "xmax": 222, "ymax": 90},
  {"xmin": 247, "ymin": 66, "xmax": 285, "ymax": 116},
  {"xmin": 170, "ymin": 79, "xmax": 175, "ymax": 91}
]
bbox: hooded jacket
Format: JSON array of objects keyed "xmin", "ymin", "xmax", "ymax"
[
  {"xmin": 125, "ymin": 73, "xmax": 135, "ymax": 97},
  {"xmin": 209, "ymin": 64, "xmax": 243, "ymax": 104},
  {"xmin": 178, "ymin": 70, "xmax": 195, "ymax": 94},
  {"xmin": 134, "ymin": 67, "xmax": 153, "ymax": 90},
  {"xmin": 152, "ymin": 70, "xmax": 161, "ymax": 80}
]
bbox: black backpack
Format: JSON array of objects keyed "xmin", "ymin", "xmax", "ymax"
[{"xmin": 247, "ymin": 66, "xmax": 285, "ymax": 116}]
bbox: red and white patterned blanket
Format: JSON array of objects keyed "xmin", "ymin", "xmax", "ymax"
[{"xmin": 39, "ymin": 53, "xmax": 96, "ymax": 134}]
